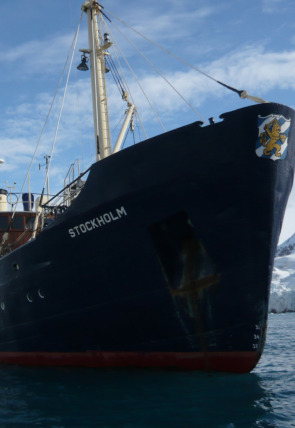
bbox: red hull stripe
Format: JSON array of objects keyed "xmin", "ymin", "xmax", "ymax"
[{"xmin": 0, "ymin": 351, "xmax": 259, "ymax": 373}]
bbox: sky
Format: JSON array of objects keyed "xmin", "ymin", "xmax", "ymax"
[{"xmin": 1, "ymin": 0, "xmax": 295, "ymax": 243}]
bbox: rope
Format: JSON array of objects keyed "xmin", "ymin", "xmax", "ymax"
[
  {"xmin": 102, "ymin": 19, "xmax": 153, "ymax": 137},
  {"xmin": 108, "ymin": 40, "xmax": 150, "ymax": 138},
  {"xmin": 112, "ymin": 112, "xmax": 126, "ymax": 133},
  {"xmin": 106, "ymin": 54, "xmax": 126, "ymax": 97},
  {"xmin": 105, "ymin": 8, "xmax": 268, "ymax": 104},
  {"xmin": 10, "ymin": 11, "xmax": 84, "ymax": 224},
  {"xmin": 121, "ymin": 126, "xmax": 130, "ymax": 149},
  {"xmin": 216, "ymin": 81, "xmax": 268, "ymax": 103},
  {"xmin": 108, "ymin": 18, "xmax": 208, "ymax": 124},
  {"xmin": 39, "ymin": 12, "xmax": 83, "ymax": 206}
]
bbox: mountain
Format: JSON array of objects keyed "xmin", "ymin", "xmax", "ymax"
[
  {"xmin": 276, "ymin": 234, "xmax": 295, "ymax": 257},
  {"xmin": 270, "ymin": 234, "xmax": 295, "ymax": 313}
]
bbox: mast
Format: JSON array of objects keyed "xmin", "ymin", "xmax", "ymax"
[{"xmin": 81, "ymin": 1, "xmax": 112, "ymax": 161}]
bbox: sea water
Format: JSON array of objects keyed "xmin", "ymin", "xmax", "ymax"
[{"xmin": 0, "ymin": 313, "xmax": 294, "ymax": 427}]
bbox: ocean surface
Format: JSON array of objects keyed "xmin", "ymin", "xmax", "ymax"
[{"xmin": 0, "ymin": 313, "xmax": 294, "ymax": 427}]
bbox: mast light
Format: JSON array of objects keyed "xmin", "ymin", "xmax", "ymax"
[{"xmin": 77, "ymin": 54, "xmax": 89, "ymax": 71}]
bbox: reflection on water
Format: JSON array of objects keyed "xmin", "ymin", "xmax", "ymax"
[
  {"xmin": 0, "ymin": 314, "xmax": 293, "ymax": 428},
  {"xmin": 253, "ymin": 313, "xmax": 295, "ymax": 428},
  {"xmin": 0, "ymin": 367, "xmax": 280, "ymax": 427}
]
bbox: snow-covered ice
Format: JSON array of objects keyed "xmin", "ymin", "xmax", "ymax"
[{"xmin": 269, "ymin": 234, "xmax": 295, "ymax": 313}]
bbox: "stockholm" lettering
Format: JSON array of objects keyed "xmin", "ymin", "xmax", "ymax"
[{"xmin": 68, "ymin": 206, "xmax": 127, "ymax": 238}]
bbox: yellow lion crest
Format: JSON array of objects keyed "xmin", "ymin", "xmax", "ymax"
[{"xmin": 259, "ymin": 118, "xmax": 286, "ymax": 157}]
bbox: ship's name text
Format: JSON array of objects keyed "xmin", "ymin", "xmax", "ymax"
[{"xmin": 68, "ymin": 206, "xmax": 127, "ymax": 238}]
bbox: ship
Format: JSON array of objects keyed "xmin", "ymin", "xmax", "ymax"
[{"xmin": 0, "ymin": 0, "xmax": 294, "ymax": 373}]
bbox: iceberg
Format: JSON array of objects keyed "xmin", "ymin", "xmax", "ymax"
[{"xmin": 270, "ymin": 234, "xmax": 295, "ymax": 313}]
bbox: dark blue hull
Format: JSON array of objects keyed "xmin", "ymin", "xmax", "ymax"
[{"xmin": 0, "ymin": 102, "xmax": 294, "ymax": 372}]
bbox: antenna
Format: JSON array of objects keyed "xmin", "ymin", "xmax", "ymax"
[{"xmin": 39, "ymin": 155, "xmax": 50, "ymax": 197}]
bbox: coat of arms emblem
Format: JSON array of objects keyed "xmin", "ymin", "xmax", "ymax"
[{"xmin": 256, "ymin": 114, "xmax": 291, "ymax": 161}]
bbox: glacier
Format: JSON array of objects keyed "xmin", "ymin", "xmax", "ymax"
[{"xmin": 269, "ymin": 234, "xmax": 295, "ymax": 313}]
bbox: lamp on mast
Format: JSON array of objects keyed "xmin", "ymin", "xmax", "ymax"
[{"xmin": 77, "ymin": 53, "xmax": 89, "ymax": 71}]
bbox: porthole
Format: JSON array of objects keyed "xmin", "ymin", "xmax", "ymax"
[
  {"xmin": 26, "ymin": 293, "xmax": 33, "ymax": 303},
  {"xmin": 12, "ymin": 263, "xmax": 19, "ymax": 271},
  {"xmin": 0, "ymin": 302, "xmax": 5, "ymax": 311},
  {"xmin": 38, "ymin": 289, "xmax": 45, "ymax": 299}
]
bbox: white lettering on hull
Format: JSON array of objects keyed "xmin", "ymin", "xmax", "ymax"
[{"xmin": 68, "ymin": 206, "xmax": 127, "ymax": 238}]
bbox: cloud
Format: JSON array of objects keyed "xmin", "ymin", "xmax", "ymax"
[
  {"xmin": 0, "ymin": 29, "xmax": 88, "ymax": 77},
  {"xmin": 106, "ymin": 1, "xmax": 218, "ymax": 46},
  {"xmin": 118, "ymin": 44, "xmax": 295, "ymax": 125},
  {"xmin": 3, "ymin": 43, "xmax": 295, "ymax": 152},
  {"xmin": 207, "ymin": 46, "xmax": 295, "ymax": 96},
  {"xmin": 262, "ymin": 0, "xmax": 285, "ymax": 13},
  {"xmin": 2, "ymin": 34, "xmax": 295, "ymax": 194},
  {"xmin": 131, "ymin": 7, "xmax": 216, "ymax": 40}
]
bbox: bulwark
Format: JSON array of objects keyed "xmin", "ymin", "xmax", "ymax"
[{"xmin": 68, "ymin": 206, "xmax": 127, "ymax": 238}]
